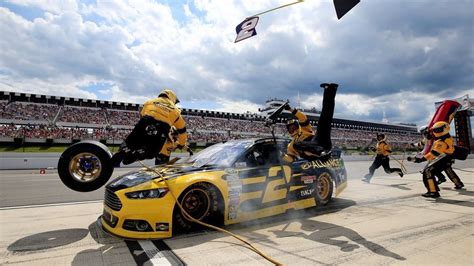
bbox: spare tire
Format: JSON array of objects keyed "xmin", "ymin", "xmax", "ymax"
[{"xmin": 58, "ymin": 141, "xmax": 113, "ymax": 192}]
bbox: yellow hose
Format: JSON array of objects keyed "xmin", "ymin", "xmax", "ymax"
[
  {"xmin": 389, "ymin": 154, "xmax": 408, "ymax": 174},
  {"xmin": 138, "ymin": 161, "xmax": 283, "ymax": 266}
]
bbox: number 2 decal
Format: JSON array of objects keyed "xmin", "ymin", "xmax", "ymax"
[
  {"xmin": 262, "ymin": 166, "xmax": 291, "ymax": 203},
  {"xmin": 234, "ymin": 16, "xmax": 259, "ymax": 43},
  {"xmin": 239, "ymin": 165, "xmax": 292, "ymax": 211}
]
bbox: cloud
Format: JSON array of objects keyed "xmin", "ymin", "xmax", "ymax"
[
  {"xmin": 301, "ymin": 88, "xmax": 474, "ymax": 126},
  {"xmin": 0, "ymin": 0, "xmax": 472, "ymax": 125},
  {"xmin": 5, "ymin": 0, "xmax": 78, "ymax": 14}
]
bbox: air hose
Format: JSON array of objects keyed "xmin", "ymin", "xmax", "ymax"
[
  {"xmin": 138, "ymin": 161, "xmax": 283, "ymax": 266},
  {"xmin": 389, "ymin": 154, "xmax": 408, "ymax": 174}
]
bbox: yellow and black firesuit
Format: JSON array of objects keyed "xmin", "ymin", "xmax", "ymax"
[
  {"xmin": 112, "ymin": 89, "xmax": 187, "ymax": 166},
  {"xmin": 409, "ymin": 121, "xmax": 464, "ymax": 198},
  {"xmin": 155, "ymin": 127, "xmax": 193, "ymax": 165},
  {"xmin": 283, "ymin": 109, "xmax": 315, "ymax": 163},
  {"xmin": 283, "ymin": 83, "xmax": 338, "ymax": 163},
  {"xmin": 412, "ymin": 125, "xmax": 454, "ymax": 185},
  {"xmin": 362, "ymin": 133, "xmax": 403, "ymax": 183}
]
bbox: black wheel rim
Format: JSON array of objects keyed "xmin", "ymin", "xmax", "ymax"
[{"xmin": 180, "ymin": 188, "xmax": 210, "ymax": 221}]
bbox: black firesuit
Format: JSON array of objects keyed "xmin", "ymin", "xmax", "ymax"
[
  {"xmin": 112, "ymin": 89, "xmax": 187, "ymax": 166},
  {"xmin": 283, "ymin": 83, "xmax": 337, "ymax": 162},
  {"xmin": 362, "ymin": 136, "xmax": 403, "ymax": 183}
]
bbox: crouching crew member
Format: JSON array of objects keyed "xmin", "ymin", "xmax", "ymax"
[
  {"xmin": 411, "ymin": 125, "xmax": 450, "ymax": 185},
  {"xmin": 362, "ymin": 133, "xmax": 404, "ymax": 183},
  {"xmin": 112, "ymin": 89, "xmax": 187, "ymax": 166},
  {"xmin": 408, "ymin": 121, "xmax": 464, "ymax": 198},
  {"xmin": 283, "ymin": 83, "xmax": 338, "ymax": 163}
]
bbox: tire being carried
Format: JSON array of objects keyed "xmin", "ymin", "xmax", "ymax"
[{"xmin": 58, "ymin": 141, "xmax": 114, "ymax": 192}]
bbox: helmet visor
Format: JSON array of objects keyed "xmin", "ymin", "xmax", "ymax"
[
  {"xmin": 432, "ymin": 126, "xmax": 446, "ymax": 134},
  {"xmin": 287, "ymin": 123, "xmax": 299, "ymax": 134}
]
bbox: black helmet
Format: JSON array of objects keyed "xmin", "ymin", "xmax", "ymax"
[
  {"xmin": 286, "ymin": 119, "xmax": 300, "ymax": 137},
  {"xmin": 376, "ymin": 133, "xmax": 386, "ymax": 141}
]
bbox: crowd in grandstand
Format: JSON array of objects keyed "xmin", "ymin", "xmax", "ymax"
[
  {"xmin": 0, "ymin": 100, "xmax": 420, "ymax": 150},
  {"xmin": 1, "ymin": 101, "xmax": 58, "ymax": 122},
  {"xmin": 106, "ymin": 109, "xmax": 140, "ymax": 125},
  {"xmin": 58, "ymin": 106, "xmax": 107, "ymax": 124}
]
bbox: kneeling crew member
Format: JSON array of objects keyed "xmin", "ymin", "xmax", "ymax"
[
  {"xmin": 283, "ymin": 83, "xmax": 338, "ymax": 163},
  {"xmin": 408, "ymin": 121, "xmax": 464, "ymax": 198},
  {"xmin": 362, "ymin": 133, "xmax": 403, "ymax": 183},
  {"xmin": 112, "ymin": 89, "xmax": 187, "ymax": 166}
]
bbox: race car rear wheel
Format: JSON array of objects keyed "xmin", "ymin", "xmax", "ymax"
[
  {"xmin": 58, "ymin": 141, "xmax": 113, "ymax": 192},
  {"xmin": 314, "ymin": 171, "xmax": 334, "ymax": 206},
  {"xmin": 173, "ymin": 183, "xmax": 223, "ymax": 233}
]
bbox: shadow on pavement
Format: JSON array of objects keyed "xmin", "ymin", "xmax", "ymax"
[
  {"xmin": 271, "ymin": 219, "xmax": 406, "ymax": 261},
  {"xmin": 72, "ymin": 221, "xmax": 126, "ymax": 266},
  {"xmin": 433, "ymin": 198, "xmax": 474, "ymax": 208},
  {"xmin": 369, "ymin": 182, "xmax": 412, "ymax": 191},
  {"xmin": 171, "ymin": 198, "xmax": 405, "ymax": 262},
  {"xmin": 7, "ymin": 229, "xmax": 89, "ymax": 252},
  {"xmin": 170, "ymin": 198, "xmax": 357, "ymax": 243},
  {"xmin": 443, "ymin": 187, "xmax": 474, "ymax": 196}
]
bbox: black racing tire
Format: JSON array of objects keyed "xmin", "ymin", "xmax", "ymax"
[
  {"xmin": 313, "ymin": 170, "xmax": 334, "ymax": 206},
  {"xmin": 57, "ymin": 141, "xmax": 113, "ymax": 192},
  {"xmin": 172, "ymin": 183, "xmax": 223, "ymax": 233}
]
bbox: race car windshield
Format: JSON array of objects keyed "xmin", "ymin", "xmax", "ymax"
[{"xmin": 182, "ymin": 141, "xmax": 253, "ymax": 168}]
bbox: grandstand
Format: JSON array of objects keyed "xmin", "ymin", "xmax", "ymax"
[{"xmin": 0, "ymin": 91, "xmax": 421, "ymax": 150}]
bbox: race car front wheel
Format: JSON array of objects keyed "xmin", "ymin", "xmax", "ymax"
[
  {"xmin": 173, "ymin": 183, "xmax": 223, "ymax": 233},
  {"xmin": 313, "ymin": 171, "xmax": 334, "ymax": 206},
  {"xmin": 57, "ymin": 141, "xmax": 113, "ymax": 192}
]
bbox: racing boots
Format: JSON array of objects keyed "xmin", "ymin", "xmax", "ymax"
[
  {"xmin": 421, "ymin": 192, "xmax": 440, "ymax": 198},
  {"xmin": 454, "ymin": 182, "xmax": 465, "ymax": 190},
  {"xmin": 320, "ymin": 83, "xmax": 338, "ymax": 91},
  {"xmin": 361, "ymin": 174, "xmax": 371, "ymax": 183}
]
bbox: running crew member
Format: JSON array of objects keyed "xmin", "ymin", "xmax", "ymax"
[
  {"xmin": 408, "ymin": 121, "xmax": 464, "ymax": 198},
  {"xmin": 283, "ymin": 83, "xmax": 338, "ymax": 163},
  {"xmin": 112, "ymin": 89, "xmax": 187, "ymax": 166},
  {"xmin": 362, "ymin": 133, "xmax": 404, "ymax": 183}
]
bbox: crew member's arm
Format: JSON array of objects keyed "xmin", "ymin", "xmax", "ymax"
[
  {"xmin": 292, "ymin": 109, "xmax": 313, "ymax": 134},
  {"xmin": 424, "ymin": 141, "xmax": 447, "ymax": 161},
  {"xmin": 173, "ymin": 114, "xmax": 187, "ymax": 147}
]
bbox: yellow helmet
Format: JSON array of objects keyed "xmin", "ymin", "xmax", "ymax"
[
  {"xmin": 431, "ymin": 121, "xmax": 450, "ymax": 138},
  {"xmin": 159, "ymin": 88, "xmax": 179, "ymax": 104}
]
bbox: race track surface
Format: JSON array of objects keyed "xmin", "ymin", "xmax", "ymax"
[{"xmin": 1, "ymin": 159, "xmax": 473, "ymax": 265}]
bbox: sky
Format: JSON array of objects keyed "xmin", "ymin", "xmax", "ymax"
[{"xmin": 0, "ymin": 0, "xmax": 473, "ymax": 126}]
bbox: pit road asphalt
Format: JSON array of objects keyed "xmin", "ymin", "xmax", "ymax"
[{"xmin": 1, "ymin": 159, "xmax": 473, "ymax": 265}]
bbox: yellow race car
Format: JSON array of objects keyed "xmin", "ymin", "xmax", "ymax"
[{"xmin": 99, "ymin": 137, "xmax": 347, "ymax": 239}]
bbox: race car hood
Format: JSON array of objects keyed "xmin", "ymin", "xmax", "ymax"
[{"xmin": 106, "ymin": 163, "xmax": 221, "ymax": 191}]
